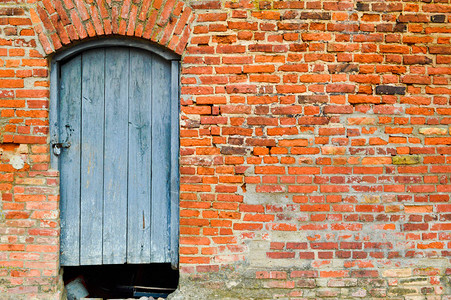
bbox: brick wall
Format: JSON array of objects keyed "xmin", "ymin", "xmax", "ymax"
[
  {"xmin": 0, "ymin": 2, "xmax": 61, "ymax": 297},
  {"xmin": 1, "ymin": 0, "xmax": 451, "ymax": 299}
]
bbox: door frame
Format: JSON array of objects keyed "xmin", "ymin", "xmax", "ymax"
[{"xmin": 49, "ymin": 38, "xmax": 181, "ymax": 269}]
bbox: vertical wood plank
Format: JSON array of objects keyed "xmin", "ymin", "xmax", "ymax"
[
  {"xmin": 150, "ymin": 55, "xmax": 172, "ymax": 263},
  {"xmin": 102, "ymin": 48, "xmax": 129, "ymax": 264},
  {"xmin": 80, "ymin": 49, "xmax": 105, "ymax": 265},
  {"xmin": 127, "ymin": 48, "xmax": 152, "ymax": 263},
  {"xmin": 59, "ymin": 56, "xmax": 82, "ymax": 266},
  {"xmin": 170, "ymin": 60, "xmax": 180, "ymax": 269},
  {"xmin": 49, "ymin": 61, "xmax": 60, "ymax": 170}
]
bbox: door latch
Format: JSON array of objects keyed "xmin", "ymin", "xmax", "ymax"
[{"xmin": 52, "ymin": 142, "xmax": 71, "ymax": 156}]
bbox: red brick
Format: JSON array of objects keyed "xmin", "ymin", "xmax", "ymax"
[
  {"xmin": 5, "ymin": 2, "xmax": 451, "ymax": 297},
  {"xmin": 70, "ymin": 9, "xmax": 88, "ymax": 39},
  {"xmin": 73, "ymin": 0, "xmax": 90, "ymax": 20}
]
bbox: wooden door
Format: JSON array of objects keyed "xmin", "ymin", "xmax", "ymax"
[{"xmin": 56, "ymin": 46, "xmax": 179, "ymax": 267}]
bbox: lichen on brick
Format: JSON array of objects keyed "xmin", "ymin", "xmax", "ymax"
[{"xmin": 392, "ymin": 155, "xmax": 421, "ymax": 165}]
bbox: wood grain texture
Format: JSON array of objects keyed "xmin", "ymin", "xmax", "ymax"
[
  {"xmin": 151, "ymin": 55, "xmax": 172, "ymax": 263},
  {"xmin": 59, "ymin": 55, "xmax": 82, "ymax": 266},
  {"xmin": 103, "ymin": 48, "xmax": 129, "ymax": 264},
  {"xmin": 170, "ymin": 60, "xmax": 180, "ymax": 269},
  {"xmin": 127, "ymin": 48, "xmax": 153, "ymax": 263},
  {"xmin": 80, "ymin": 49, "xmax": 105, "ymax": 265}
]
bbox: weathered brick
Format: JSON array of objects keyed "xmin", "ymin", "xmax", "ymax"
[
  {"xmin": 392, "ymin": 155, "xmax": 421, "ymax": 165},
  {"xmin": 375, "ymin": 85, "xmax": 406, "ymax": 95},
  {"xmin": 431, "ymin": 15, "xmax": 446, "ymax": 23},
  {"xmin": 3, "ymin": 1, "xmax": 451, "ymax": 298}
]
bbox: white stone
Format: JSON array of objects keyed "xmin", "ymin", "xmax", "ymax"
[{"xmin": 10, "ymin": 155, "xmax": 24, "ymax": 170}]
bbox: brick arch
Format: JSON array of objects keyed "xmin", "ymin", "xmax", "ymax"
[{"xmin": 31, "ymin": 0, "xmax": 193, "ymax": 56}]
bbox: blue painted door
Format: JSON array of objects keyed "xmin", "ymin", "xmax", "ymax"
[{"xmin": 57, "ymin": 47, "xmax": 179, "ymax": 267}]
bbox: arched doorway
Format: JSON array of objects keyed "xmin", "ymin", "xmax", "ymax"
[{"xmin": 50, "ymin": 39, "xmax": 180, "ymax": 297}]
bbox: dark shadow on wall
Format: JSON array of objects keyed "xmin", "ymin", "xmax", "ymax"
[{"xmin": 63, "ymin": 263, "xmax": 178, "ymax": 299}]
